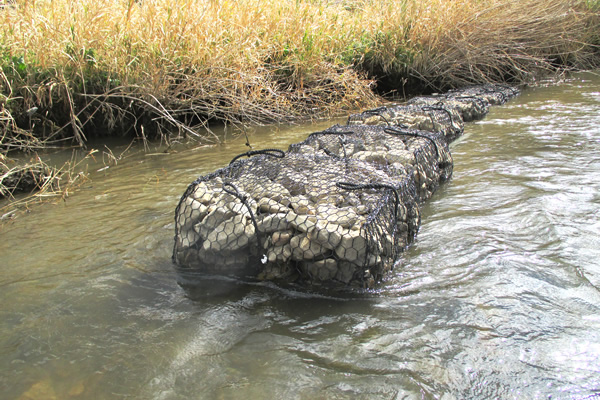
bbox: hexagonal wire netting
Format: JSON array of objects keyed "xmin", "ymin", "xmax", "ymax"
[{"xmin": 173, "ymin": 84, "xmax": 520, "ymax": 289}]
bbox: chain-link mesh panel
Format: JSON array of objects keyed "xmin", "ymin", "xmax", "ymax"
[{"xmin": 173, "ymin": 83, "xmax": 519, "ymax": 290}]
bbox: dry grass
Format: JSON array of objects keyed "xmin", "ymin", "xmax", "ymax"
[
  {"xmin": 411, "ymin": 0, "xmax": 600, "ymax": 89},
  {"xmin": 0, "ymin": 0, "xmax": 597, "ymax": 213},
  {"xmin": 0, "ymin": 151, "xmax": 91, "ymax": 220},
  {"xmin": 0, "ymin": 0, "xmax": 598, "ymax": 150}
]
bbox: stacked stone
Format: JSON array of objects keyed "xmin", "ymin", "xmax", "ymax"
[
  {"xmin": 407, "ymin": 94, "xmax": 490, "ymax": 122},
  {"xmin": 406, "ymin": 84, "xmax": 519, "ymax": 122},
  {"xmin": 446, "ymin": 84, "xmax": 521, "ymax": 106},
  {"xmin": 347, "ymin": 103, "xmax": 464, "ymax": 142},
  {"xmin": 173, "ymin": 84, "xmax": 520, "ymax": 290},
  {"xmin": 289, "ymin": 124, "xmax": 452, "ymax": 202},
  {"xmin": 174, "ymin": 151, "xmax": 419, "ymax": 287}
]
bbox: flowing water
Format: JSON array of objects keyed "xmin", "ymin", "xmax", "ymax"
[{"xmin": 1, "ymin": 72, "xmax": 600, "ymax": 400}]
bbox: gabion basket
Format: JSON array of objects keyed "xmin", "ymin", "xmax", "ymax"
[{"xmin": 172, "ymin": 84, "xmax": 520, "ymax": 290}]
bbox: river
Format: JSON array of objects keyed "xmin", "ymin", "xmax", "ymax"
[{"xmin": 1, "ymin": 72, "xmax": 599, "ymax": 399}]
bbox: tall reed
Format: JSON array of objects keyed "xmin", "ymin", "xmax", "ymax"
[{"xmin": 0, "ymin": 0, "xmax": 598, "ymax": 149}]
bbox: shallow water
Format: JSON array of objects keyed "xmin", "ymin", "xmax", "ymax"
[{"xmin": 1, "ymin": 73, "xmax": 600, "ymax": 399}]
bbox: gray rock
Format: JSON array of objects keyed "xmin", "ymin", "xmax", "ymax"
[
  {"xmin": 261, "ymin": 182, "xmax": 292, "ymax": 205},
  {"xmin": 334, "ymin": 261, "xmax": 357, "ymax": 284},
  {"xmin": 271, "ymin": 231, "xmax": 293, "ymax": 246},
  {"xmin": 257, "ymin": 197, "xmax": 289, "ymax": 214},
  {"xmin": 290, "ymin": 234, "xmax": 328, "ymax": 260},
  {"xmin": 303, "ymin": 258, "xmax": 338, "ymax": 281},
  {"xmin": 387, "ymin": 150, "xmax": 415, "ymax": 165},
  {"xmin": 287, "ymin": 212, "xmax": 318, "ymax": 233},
  {"xmin": 335, "ymin": 228, "xmax": 367, "ymax": 263},
  {"xmin": 352, "ymin": 150, "xmax": 388, "ymax": 166},
  {"xmin": 256, "ymin": 213, "xmax": 290, "ymax": 233},
  {"xmin": 176, "ymin": 197, "xmax": 210, "ymax": 248},
  {"xmin": 194, "ymin": 206, "xmax": 236, "ymax": 239},
  {"xmin": 307, "ymin": 220, "xmax": 342, "ymax": 249},
  {"xmin": 203, "ymin": 214, "xmax": 256, "ymax": 252},
  {"xmin": 228, "ymin": 197, "xmax": 258, "ymax": 219},
  {"xmin": 266, "ymin": 243, "xmax": 293, "ymax": 263},
  {"xmin": 325, "ymin": 206, "xmax": 359, "ymax": 229}
]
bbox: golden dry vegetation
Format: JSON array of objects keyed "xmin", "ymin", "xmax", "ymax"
[
  {"xmin": 1, "ymin": 0, "xmax": 599, "ymax": 147},
  {"xmin": 0, "ymin": 0, "xmax": 599, "ymax": 206}
]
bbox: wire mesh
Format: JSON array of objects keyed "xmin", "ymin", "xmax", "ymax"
[
  {"xmin": 347, "ymin": 103, "xmax": 464, "ymax": 142},
  {"xmin": 172, "ymin": 84, "xmax": 519, "ymax": 289}
]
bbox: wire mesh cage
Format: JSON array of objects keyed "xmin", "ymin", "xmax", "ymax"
[
  {"xmin": 173, "ymin": 149, "xmax": 421, "ymax": 288},
  {"xmin": 289, "ymin": 124, "xmax": 453, "ymax": 202},
  {"xmin": 447, "ymin": 84, "xmax": 521, "ymax": 106},
  {"xmin": 407, "ymin": 84, "xmax": 520, "ymax": 122},
  {"xmin": 347, "ymin": 103, "xmax": 464, "ymax": 142},
  {"xmin": 172, "ymin": 84, "xmax": 519, "ymax": 290},
  {"xmin": 407, "ymin": 94, "xmax": 490, "ymax": 122}
]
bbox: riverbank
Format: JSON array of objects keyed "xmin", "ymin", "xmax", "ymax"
[{"xmin": 1, "ymin": 0, "xmax": 599, "ymax": 205}]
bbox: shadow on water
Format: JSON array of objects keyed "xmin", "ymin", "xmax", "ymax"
[{"xmin": 173, "ymin": 266, "xmax": 384, "ymax": 302}]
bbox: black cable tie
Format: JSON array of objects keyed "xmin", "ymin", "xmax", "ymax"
[
  {"xmin": 307, "ymin": 129, "xmax": 356, "ymax": 140},
  {"xmin": 358, "ymin": 107, "xmax": 391, "ymax": 126},
  {"xmin": 339, "ymin": 136, "xmax": 348, "ymax": 159},
  {"xmin": 221, "ymin": 182, "xmax": 262, "ymax": 254},
  {"xmin": 421, "ymin": 104, "xmax": 458, "ymax": 128},
  {"xmin": 383, "ymin": 127, "xmax": 442, "ymax": 159},
  {"xmin": 229, "ymin": 148, "xmax": 285, "ymax": 165}
]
